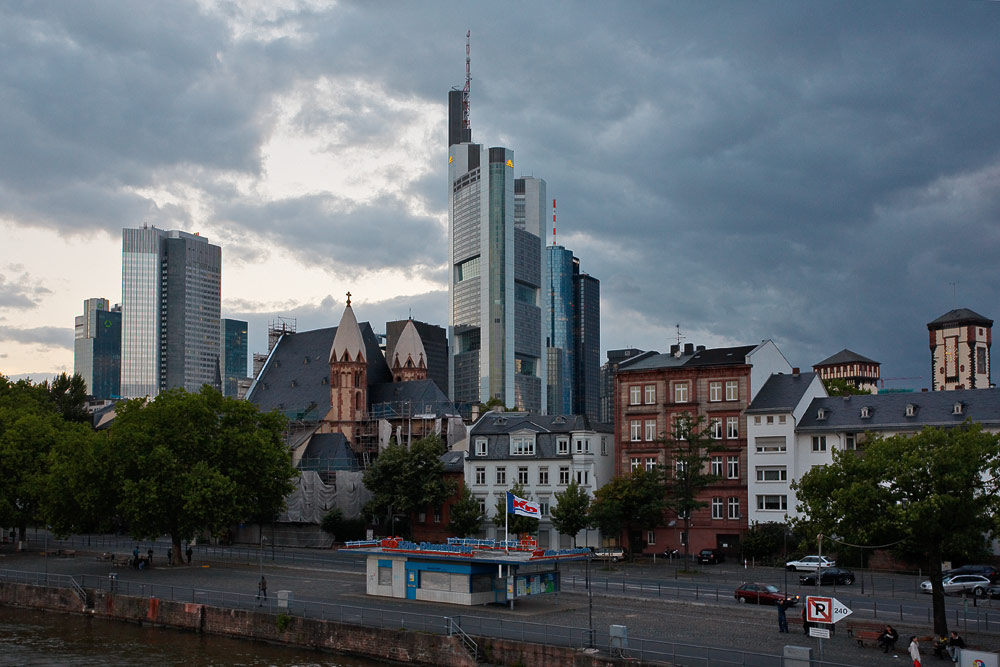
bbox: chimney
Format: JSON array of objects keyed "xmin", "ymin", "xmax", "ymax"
[
  {"xmin": 670, "ymin": 344, "xmax": 680, "ymax": 356},
  {"xmin": 684, "ymin": 343, "xmax": 694, "ymax": 355},
  {"xmin": 792, "ymin": 367, "xmax": 800, "ymax": 377},
  {"xmin": 696, "ymin": 345, "xmax": 706, "ymax": 352}
]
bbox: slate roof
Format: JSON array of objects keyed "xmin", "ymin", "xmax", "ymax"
[
  {"xmin": 618, "ymin": 345, "xmax": 757, "ymax": 371},
  {"xmin": 746, "ymin": 372, "xmax": 820, "ymax": 414},
  {"xmin": 246, "ymin": 323, "xmax": 390, "ymax": 420},
  {"xmin": 440, "ymin": 449, "xmax": 466, "ymax": 473},
  {"xmin": 814, "ymin": 349, "xmax": 878, "ymax": 367},
  {"xmin": 299, "ymin": 432, "xmax": 359, "ymax": 471},
  {"xmin": 469, "ymin": 412, "xmax": 611, "ymax": 461},
  {"xmin": 927, "ymin": 308, "xmax": 993, "ymax": 329},
  {"xmin": 368, "ymin": 378, "xmax": 458, "ymax": 417},
  {"xmin": 797, "ymin": 388, "xmax": 1000, "ymax": 432}
]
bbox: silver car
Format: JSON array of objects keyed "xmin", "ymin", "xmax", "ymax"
[
  {"xmin": 785, "ymin": 555, "xmax": 836, "ymax": 572},
  {"xmin": 920, "ymin": 574, "xmax": 991, "ymax": 596}
]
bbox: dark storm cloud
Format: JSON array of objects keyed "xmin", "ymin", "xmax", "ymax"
[{"xmin": 0, "ymin": 325, "xmax": 72, "ymax": 349}]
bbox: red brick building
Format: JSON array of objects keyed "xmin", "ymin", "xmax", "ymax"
[{"xmin": 613, "ymin": 341, "xmax": 791, "ymax": 557}]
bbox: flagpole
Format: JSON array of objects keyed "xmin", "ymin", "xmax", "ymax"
[{"xmin": 504, "ymin": 489, "xmax": 509, "ymax": 555}]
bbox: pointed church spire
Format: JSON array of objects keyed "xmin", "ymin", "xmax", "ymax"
[{"xmin": 330, "ymin": 294, "xmax": 365, "ymax": 364}]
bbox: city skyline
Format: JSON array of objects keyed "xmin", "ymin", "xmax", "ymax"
[{"xmin": 1, "ymin": 3, "xmax": 999, "ymax": 392}]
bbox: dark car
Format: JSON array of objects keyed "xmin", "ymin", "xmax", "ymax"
[
  {"xmin": 735, "ymin": 583, "xmax": 799, "ymax": 606},
  {"xmin": 798, "ymin": 567, "xmax": 856, "ymax": 586},
  {"xmin": 944, "ymin": 565, "xmax": 1000, "ymax": 582},
  {"xmin": 698, "ymin": 548, "xmax": 725, "ymax": 564}
]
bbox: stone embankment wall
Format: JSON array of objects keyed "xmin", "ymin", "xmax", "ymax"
[{"xmin": 0, "ymin": 582, "xmax": 628, "ymax": 666}]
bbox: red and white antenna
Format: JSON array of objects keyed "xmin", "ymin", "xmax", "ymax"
[
  {"xmin": 552, "ymin": 199, "xmax": 557, "ymax": 246},
  {"xmin": 463, "ymin": 31, "xmax": 471, "ymax": 130}
]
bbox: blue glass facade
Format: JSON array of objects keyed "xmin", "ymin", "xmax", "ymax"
[
  {"xmin": 221, "ymin": 318, "xmax": 248, "ymax": 397},
  {"xmin": 546, "ymin": 246, "xmax": 575, "ymax": 414},
  {"xmin": 74, "ymin": 298, "xmax": 121, "ymax": 400}
]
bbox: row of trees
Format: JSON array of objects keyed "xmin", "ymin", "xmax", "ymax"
[{"xmin": 0, "ymin": 375, "xmax": 298, "ymax": 565}]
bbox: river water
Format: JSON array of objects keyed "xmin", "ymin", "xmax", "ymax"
[{"xmin": 0, "ymin": 606, "xmax": 386, "ymax": 666}]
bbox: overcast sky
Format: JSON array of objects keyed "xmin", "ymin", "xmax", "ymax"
[{"xmin": 2, "ymin": 1, "xmax": 999, "ymax": 391}]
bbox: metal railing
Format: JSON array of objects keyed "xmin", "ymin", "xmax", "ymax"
[{"xmin": 447, "ymin": 616, "xmax": 478, "ymax": 661}]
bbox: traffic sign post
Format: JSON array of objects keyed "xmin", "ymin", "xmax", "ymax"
[{"xmin": 805, "ymin": 596, "xmax": 852, "ymax": 662}]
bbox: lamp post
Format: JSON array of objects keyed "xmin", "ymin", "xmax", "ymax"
[{"xmin": 782, "ymin": 514, "xmax": 788, "ymax": 593}]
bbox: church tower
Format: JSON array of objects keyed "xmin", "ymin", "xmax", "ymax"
[
  {"xmin": 325, "ymin": 293, "xmax": 367, "ymax": 437},
  {"xmin": 390, "ymin": 319, "xmax": 429, "ymax": 383}
]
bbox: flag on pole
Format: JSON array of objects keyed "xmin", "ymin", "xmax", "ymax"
[{"xmin": 506, "ymin": 491, "xmax": 540, "ymax": 518}]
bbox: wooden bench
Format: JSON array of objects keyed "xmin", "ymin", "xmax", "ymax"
[
  {"xmin": 112, "ymin": 556, "xmax": 131, "ymax": 567},
  {"xmin": 57, "ymin": 549, "xmax": 75, "ymax": 557},
  {"xmin": 847, "ymin": 620, "xmax": 892, "ymax": 648},
  {"xmin": 96, "ymin": 552, "xmax": 114, "ymax": 562}
]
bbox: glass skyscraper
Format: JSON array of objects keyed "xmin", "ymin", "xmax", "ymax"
[
  {"xmin": 220, "ymin": 318, "xmax": 248, "ymax": 397},
  {"xmin": 74, "ymin": 297, "xmax": 121, "ymax": 400},
  {"xmin": 121, "ymin": 226, "xmax": 221, "ymax": 398}
]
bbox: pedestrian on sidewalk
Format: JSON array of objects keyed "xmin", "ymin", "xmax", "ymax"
[
  {"xmin": 167, "ymin": 547, "xmax": 172, "ymax": 565},
  {"xmin": 186, "ymin": 545, "xmax": 193, "ymax": 563},
  {"xmin": 909, "ymin": 636, "xmax": 921, "ymax": 667},
  {"xmin": 147, "ymin": 547, "xmax": 153, "ymax": 566},
  {"xmin": 257, "ymin": 576, "xmax": 267, "ymax": 606},
  {"xmin": 776, "ymin": 598, "xmax": 790, "ymax": 632}
]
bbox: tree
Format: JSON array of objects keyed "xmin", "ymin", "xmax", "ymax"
[
  {"xmin": 45, "ymin": 372, "xmax": 90, "ymax": 423},
  {"xmin": 662, "ymin": 413, "xmax": 725, "ymax": 561},
  {"xmin": 363, "ymin": 434, "xmax": 455, "ymax": 538},
  {"xmin": 447, "ymin": 485, "xmax": 484, "ymax": 538},
  {"xmin": 492, "ymin": 483, "xmax": 539, "ymax": 537},
  {"xmin": 550, "ymin": 480, "xmax": 590, "ymax": 546},
  {"xmin": 741, "ymin": 521, "xmax": 795, "ymax": 564},
  {"xmin": 320, "ymin": 507, "xmax": 368, "ymax": 542},
  {"xmin": 588, "ymin": 467, "xmax": 668, "ymax": 557},
  {"xmin": 105, "ymin": 387, "xmax": 297, "ymax": 565},
  {"xmin": 793, "ymin": 421, "xmax": 1000, "ymax": 636},
  {"xmin": 822, "ymin": 378, "xmax": 867, "ymax": 397}
]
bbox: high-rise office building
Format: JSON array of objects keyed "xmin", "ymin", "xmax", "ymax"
[
  {"xmin": 220, "ymin": 318, "xmax": 248, "ymax": 397},
  {"xmin": 545, "ymin": 246, "xmax": 601, "ymax": 421},
  {"xmin": 74, "ymin": 297, "xmax": 121, "ymax": 400},
  {"xmin": 121, "ymin": 226, "xmax": 221, "ymax": 398},
  {"xmin": 447, "ymin": 93, "xmax": 546, "ymax": 413}
]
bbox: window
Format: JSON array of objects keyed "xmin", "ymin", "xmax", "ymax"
[
  {"xmin": 726, "ymin": 416, "xmax": 739, "ymax": 439},
  {"xmin": 557, "ymin": 437, "xmax": 569, "ymax": 454},
  {"xmin": 676, "ymin": 459, "xmax": 688, "ymax": 477},
  {"xmin": 709, "ymin": 381, "xmax": 722, "ymax": 402},
  {"xmin": 475, "ymin": 467, "xmax": 486, "ymax": 485},
  {"xmin": 539, "ymin": 500, "xmax": 550, "ymax": 517},
  {"xmin": 905, "ymin": 404, "xmax": 916, "ymax": 417},
  {"xmin": 629, "ymin": 385, "xmax": 641, "ymax": 405},
  {"xmin": 711, "ymin": 456, "xmax": 723, "ymax": 477},
  {"xmin": 811, "ymin": 436, "xmax": 827, "ymax": 452},
  {"xmin": 978, "ymin": 347, "xmax": 987, "ymax": 375},
  {"xmin": 753, "ymin": 415, "xmax": 761, "ymax": 425},
  {"xmin": 726, "ymin": 380, "xmax": 739, "ymax": 401},
  {"xmin": 727, "ymin": 456, "xmax": 739, "ymax": 479},
  {"xmin": 378, "ymin": 565, "xmax": 392, "ymax": 586},
  {"xmin": 510, "ymin": 435, "xmax": 535, "ymax": 456},
  {"xmin": 953, "ymin": 402, "xmax": 964, "ymax": 415},
  {"xmin": 475, "ymin": 438, "xmax": 488, "ymax": 456},
  {"xmin": 712, "ymin": 497, "xmax": 723, "ymax": 519},
  {"xmin": 559, "ymin": 467, "xmax": 570, "ymax": 485},
  {"xmin": 817, "ymin": 408, "xmax": 826, "ymax": 420},
  {"xmin": 755, "ymin": 436, "xmax": 787, "ymax": 453},
  {"xmin": 518, "ymin": 467, "xmax": 529, "ymax": 484},
  {"xmin": 673, "ymin": 382, "xmax": 689, "ymax": 403},
  {"xmin": 645, "ymin": 457, "xmax": 657, "ymax": 471},
  {"xmin": 860, "ymin": 406, "xmax": 871, "ymax": 419},
  {"xmin": 476, "ymin": 497, "xmax": 486, "ymax": 515},
  {"xmin": 845, "ymin": 434, "xmax": 856, "ymax": 450},
  {"xmin": 630, "ymin": 420, "xmax": 641, "ymax": 442},
  {"xmin": 644, "ymin": 420, "xmax": 656, "ymax": 441},
  {"xmin": 434, "ymin": 509, "xmax": 441, "ymax": 523},
  {"xmin": 644, "ymin": 384, "xmax": 656, "ymax": 404},
  {"xmin": 647, "ymin": 530, "xmax": 656, "ymax": 545},
  {"xmin": 575, "ymin": 470, "xmax": 590, "ymax": 485},
  {"xmin": 495, "ymin": 467, "xmax": 506, "ymax": 485},
  {"xmin": 538, "ymin": 467, "xmax": 549, "ymax": 485},
  {"xmin": 766, "ymin": 415, "xmax": 774, "ymax": 424},
  {"xmin": 756, "ymin": 467, "xmax": 787, "ymax": 482},
  {"xmin": 601, "ymin": 437, "xmax": 608, "ymax": 456},
  {"xmin": 418, "ymin": 512, "xmax": 426, "ymax": 523},
  {"xmin": 575, "ymin": 438, "xmax": 591, "ymax": 453},
  {"xmin": 630, "ymin": 457, "xmax": 641, "ymax": 471},
  {"xmin": 711, "ymin": 418, "xmax": 723, "ymax": 440},
  {"xmin": 756, "ymin": 495, "xmax": 788, "ymax": 511},
  {"xmin": 728, "ymin": 497, "xmax": 740, "ymax": 520},
  {"xmin": 778, "ymin": 415, "xmax": 786, "ymax": 424}
]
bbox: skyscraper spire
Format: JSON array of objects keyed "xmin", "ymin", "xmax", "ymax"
[{"xmin": 463, "ymin": 30, "xmax": 471, "ymax": 131}]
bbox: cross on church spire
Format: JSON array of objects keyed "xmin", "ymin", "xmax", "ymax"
[{"xmin": 346, "ymin": 291, "xmax": 352, "ymax": 306}]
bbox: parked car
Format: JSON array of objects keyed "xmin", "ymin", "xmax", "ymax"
[
  {"xmin": 785, "ymin": 555, "xmax": 836, "ymax": 571},
  {"xmin": 734, "ymin": 583, "xmax": 799, "ymax": 606},
  {"xmin": 920, "ymin": 574, "xmax": 991, "ymax": 597},
  {"xmin": 985, "ymin": 584, "xmax": 1000, "ymax": 600},
  {"xmin": 798, "ymin": 567, "xmax": 856, "ymax": 586},
  {"xmin": 593, "ymin": 547, "xmax": 625, "ymax": 563},
  {"xmin": 697, "ymin": 548, "xmax": 725, "ymax": 564},
  {"xmin": 943, "ymin": 564, "xmax": 1000, "ymax": 582}
]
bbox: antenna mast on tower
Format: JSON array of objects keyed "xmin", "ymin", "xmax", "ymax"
[
  {"xmin": 552, "ymin": 199, "xmax": 557, "ymax": 246},
  {"xmin": 463, "ymin": 31, "xmax": 471, "ymax": 130}
]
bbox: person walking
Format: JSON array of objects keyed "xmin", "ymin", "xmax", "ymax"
[
  {"xmin": 776, "ymin": 598, "xmax": 790, "ymax": 632},
  {"xmin": 257, "ymin": 576, "xmax": 267, "ymax": 606},
  {"xmin": 147, "ymin": 547, "xmax": 154, "ymax": 566},
  {"xmin": 186, "ymin": 545, "xmax": 193, "ymax": 564},
  {"xmin": 908, "ymin": 636, "xmax": 921, "ymax": 667}
]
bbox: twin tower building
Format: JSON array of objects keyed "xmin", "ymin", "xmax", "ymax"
[{"xmin": 447, "ymin": 90, "xmax": 600, "ymax": 420}]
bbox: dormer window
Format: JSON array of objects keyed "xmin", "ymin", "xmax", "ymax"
[
  {"xmin": 510, "ymin": 433, "xmax": 536, "ymax": 456},
  {"xmin": 475, "ymin": 438, "xmax": 488, "ymax": 456},
  {"xmin": 493, "ymin": 417, "xmax": 507, "ymax": 426},
  {"xmin": 860, "ymin": 407, "xmax": 871, "ymax": 419},
  {"xmin": 557, "ymin": 437, "xmax": 570, "ymax": 455},
  {"xmin": 953, "ymin": 402, "xmax": 964, "ymax": 415},
  {"xmin": 817, "ymin": 408, "xmax": 826, "ymax": 421},
  {"xmin": 905, "ymin": 404, "xmax": 916, "ymax": 417},
  {"xmin": 553, "ymin": 415, "xmax": 566, "ymax": 424}
]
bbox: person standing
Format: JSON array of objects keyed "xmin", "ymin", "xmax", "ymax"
[
  {"xmin": 257, "ymin": 576, "xmax": 267, "ymax": 606},
  {"xmin": 909, "ymin": 636, "xmax": 921, "ymax": 667},
  {"xmin": 147, "ymin": 547, "xmax": 153, "ymax": 566},
  {"xmin": 776, "ymin": 598, "xmax": 790, "ymax": 632},
  {"xmin": 800, "ymin": 607, "xmax": 810, "ymax": 635},
  {"xmin": 166, "ymin": 547, "xmax": 172, "ymax": 565},
  {"xmin": 947, "ymin": 631, "xmax": 966, "ymax": 663},
  {"xmin": 186, "ymin": 545, "xmax": 193, "ymax": 564}
]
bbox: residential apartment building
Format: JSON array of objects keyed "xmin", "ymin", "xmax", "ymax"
[
  {"xmin": 748, "ymin": 385, "xmax": 1000, "ymax": 525},
  {"xmin": 928, "ymin": 308, "xmax": 992, "ymax": 391},
  {"xmin": 614, "ymin": 341, "xmax": 791, "ymax": 555},
  {"xmin": 73, "ymin": 297, "xmax": 121, "ymax": 400},
  {"xmin": 599, "ymin": 348, "xmax": 645, "ymax": 424},
  {"xmin": 466, "ymin": 411, "xmax": 613, "ymax": 549}
]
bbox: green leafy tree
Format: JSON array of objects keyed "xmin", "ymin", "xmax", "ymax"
[
  {"xmin": 320, "ymin": 507, "xmax": 368, "ymax": 542},
  {"xmin": 588, "ymin": 467, "xmax": 668, "ymax": 557},
  {"xmin": 106, "ymin": 387, "xmax": 297, "ymax": 565},
  {"xmin": 363, "ymin": 434, "xmax": 455, "ymax": 538},
  {"xmin": 662, "ymin": 413, "xmax": 725, "ymax": 561},
  {"xmin": 492, "ymin": 483, "xmax": 539, "ymax": 536},
  {"xmin": 793, "ymin": 421, "xmax": 1000, "ymax": 636},
  {"xmin": 447, "ymin": 485, "xmax": 484, "ymax": 538},
  {"xmin": 822, "ymin": 378, "xmax": 867, "ymax": 396},
  {"xmin": 45, "ymin": 372, "xmax": 90, "ymax": 423},
  {"xmin": 550, "ymin": 480, "xmax": 590, "ymax": 546},
  {"xmin": 741, "ymin": 521, "xmax": 794, "ymax": 564}
]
